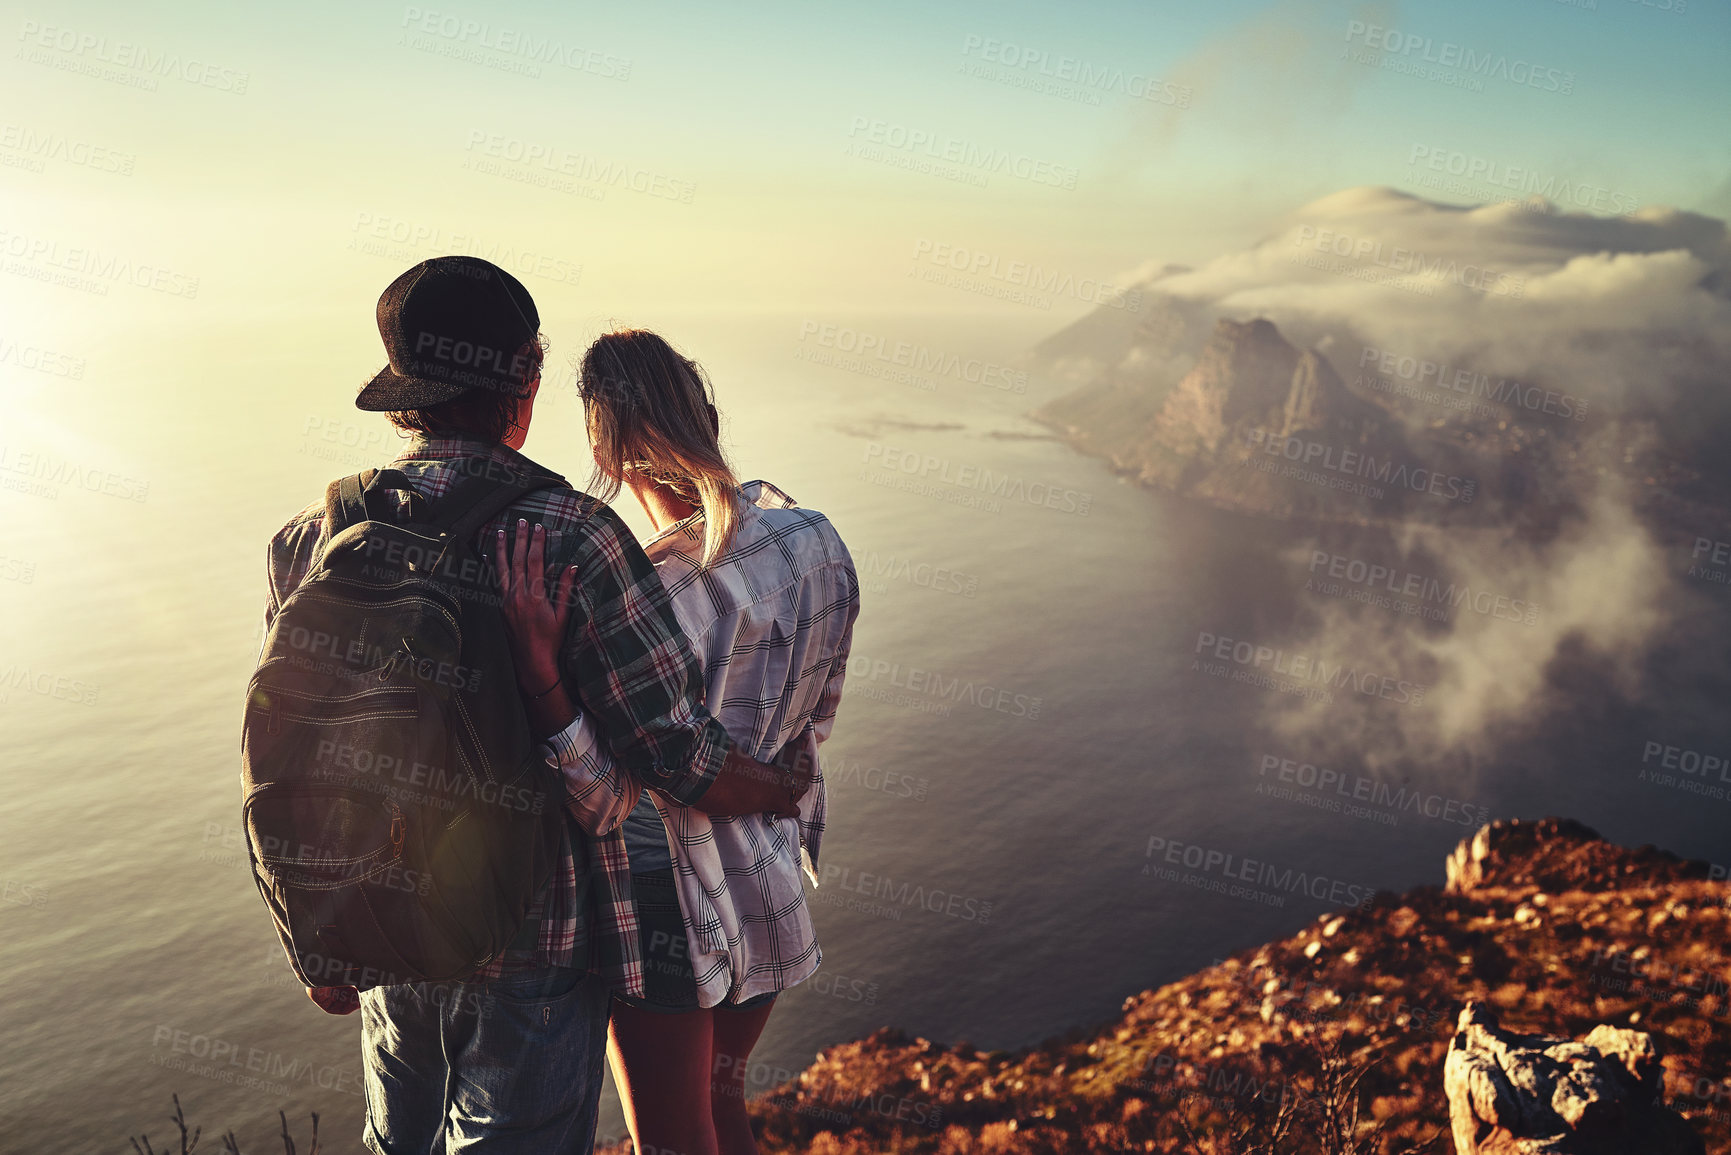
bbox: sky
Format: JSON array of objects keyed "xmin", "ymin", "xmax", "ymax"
[{"xmin": 1, "ymin": 0, "xmax": 1726, "ymax": 344}]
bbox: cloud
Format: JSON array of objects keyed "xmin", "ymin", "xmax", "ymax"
[
  {"xmin": 1265, "ymin": 479, "xmax": 1673, "ymax": 768},
  {"xmin": 1149, "ymin": 187, "xmax": 1731, "ymax": 421},
  {"xmin": 1064, "ymin": 186, "xmax": 1731, "ymax": 767},
  {"xmin": 1114, "ymin": 0, "xmax": 1398, "ymax": 167}
]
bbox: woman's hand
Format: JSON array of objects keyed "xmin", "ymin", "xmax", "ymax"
[{"xmin": 496, "ymin": 520, "xmax": 578, "ymax": 695}]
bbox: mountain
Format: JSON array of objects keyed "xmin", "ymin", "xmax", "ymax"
[
  {"xmin": 600, "ymin": 819, "xmax": 1729, "ymax": 1154},
  {"xmin": 1027, "ymin": 267, "xmax": 1207, "ymax": 390},
  {"xmin": 1025, "ymin": 189, "xmax": 1731, "ymax": 534},
  {"xmin": 1036, "ymin": 315, "xmax": 1477, "ymax": 526},
  {"xmin": 1033, "ymin": 308, "xmax": 1724, "ymax": 536}
]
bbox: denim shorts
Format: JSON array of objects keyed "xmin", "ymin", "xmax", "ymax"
[{"xmin": 613, "ymin": 869, "xmax": 777, "ymax": 1015}]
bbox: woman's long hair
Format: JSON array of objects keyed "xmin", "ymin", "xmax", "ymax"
[{"xmin": 578, "ymin": 329, "xmax": 741, "ymax": 566}]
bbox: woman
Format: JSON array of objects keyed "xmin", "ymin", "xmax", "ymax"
[{"xmin": 497, "ymin": 329, "xmax": 859, "ymax": 1155}]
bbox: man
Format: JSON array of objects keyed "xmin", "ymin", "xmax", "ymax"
[{"xmin": 261, "ymin": 256, "xmax": 802, "ymax": 1153}]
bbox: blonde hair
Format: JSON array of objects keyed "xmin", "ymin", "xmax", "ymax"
[{"xmin": 578, "ymin": 329, "xmax": 741, "ymax": 566}]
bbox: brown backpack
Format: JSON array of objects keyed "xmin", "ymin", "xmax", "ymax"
[{"xmin": 242, "ymin": 463, "xmax": 565, "ymax": 990}]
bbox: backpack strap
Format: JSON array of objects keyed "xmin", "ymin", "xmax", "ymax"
[
  {"xmin": 432, "ymin": 458, "xmax": 570, "ymax": 563},
  {"xmin": 323, "ymin": 469, "xmax": 429, "ymax": 537},
  {"xmin": 324, "ymin": 471, "xmax": 373, "ymax": 536}
]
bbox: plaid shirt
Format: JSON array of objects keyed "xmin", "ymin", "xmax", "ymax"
[
  {"xmin": 552, "ymin": 481, "xmax": 860, "ymax": 1005},
  {"xmin": 262, "ymin": 434, "xmax": 732, "ymax": 991}
]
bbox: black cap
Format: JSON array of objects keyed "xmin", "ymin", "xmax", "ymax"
[{"xmin": 356, "ymin": 256, "xmax": 541, "ymax": 411}]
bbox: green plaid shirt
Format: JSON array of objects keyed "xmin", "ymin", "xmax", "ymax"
[{"xmin": 263, "ymin": 434, "xmax": 732, "ymax": 989}]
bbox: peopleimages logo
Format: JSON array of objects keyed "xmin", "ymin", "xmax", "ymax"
[
  {"xmin": 464, "ymin": 131, "xmax": 695, "ymax": 203},
  {"xmin": 0, "ymin": 334, "xmax": 85, "ymax": 379},
  {"xmin": 0, "ymin": 444, "xmax": 149, "ymax": 502},
  {"xmin": 1246, "ymin": 428, "xmax": 1478, "ymax": 505},
  {"xmin": 280, "ymin": 624, "xmax": 483, "ymax": 693},
  {"xmin": 1, "ymin": 878, "xmax": 49, "ymax": 909},
  {"xmin": 853, "ymin": 548, "xmax": 980, "ymax": 599},
  {"xmin": 0, "ymin": 123, "xmax": 136, "ymax": 175},
  {"xmin": 0, "ymin": 554, "xmax": 36, "ymax": 584},
  {"xmin": 826, "ymin": 757, "xmax": 931, "ymax": 802},
  {"xmin": 1144, "ymin": 835, "xmax": 1378, "ymax": 910},
  {"xmin": 1689, "ymin": 536, "xmax": 1731, "ymax": 589},
  {"xmin": 958, "ymin": 33, "xmax": 1192, "ymax": 108},
  {"xmin": 1587, "ymin": 945, "xmax": 1728, "ymax": 1008},
  {"xmin": 1307, "ymin": 549, "xmax": 1540, "ymax": 627},
  {"xmin": 1638, "ymin": 739, "xmax": 1731, "ymax": 802},
  {"xmin": 846, "ymin": 116, "xmax": 1079, "ymax": 190},
  {"xmin": 815, "ymin": 862, "xmax": 994, "ymax": 924},
  {"xmin": 399, "ymin": 8, "xmax": 631, "ymax": 79},
  {"xmin": 911, "ymin": 239, "xmax": 1141, "ymax": 312},
  {"xmin": 0, "ymin": 227, "xmax": 200, "ymax": 299},
  {"xmin": 1292, "ymin": 225, "xmax": 1524, "ymax": 298},
  {"xmin": 311, "ymin": 738, "xmax": 547, "ymax": 815},
  {"xmin": 16, "ymin": 20, "xmax": 251, "ymax": 93},
  {"xmin": 1255, "ymin": 754, "xmax": 1491, "ymax": 827},
  {"xmin": 807, "ymin": 968, "xmax": 880, "ymax": 1005},
  {"xmin": 845, "ymin": 653, "xmax": 1043, "ymax": 720},
  {"xmin": 861, "ymin": 443, "xmax": 1093, "ymax": 517},
  {"xmin": 1406, "ymin": 146, "xmax": 1637, "ymax": 216},
  {"xmin": 796, "ymin": 321, "xmax": 1027, "ymax": 394},
  {"xmin": 349, "ymin": 211, "xmax": 584, "ymax": 287},
  {"xmin": 1358, "ymin": 345, "xmax": 1587, "ymax": 422},
  {"xmin": 409, "ymin": 329, "xmax": 538, "ymax": 388},
  {"xmin": 1210, "ymin": 961, "xmax": 1450, "ymax": 1033},
  {"xmin": 720, "ymin": 1057, "xmax": 943, "ymax": 1130},
  {"xmin": 150, "ymin": 1026, "xmax": 362, "ymax": 1097},
  {"xmin": 1193, "ymin": 629, "xmax": 1429, "ymax": 707},
  {"xmin": 1343, "ymin": 20, "xmax": 1576, "ymax": 95}
]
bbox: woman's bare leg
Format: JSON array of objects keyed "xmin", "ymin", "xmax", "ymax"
[
  {"xmin": 608, "ymin": 1001, "xmax": 719, "ymax": 1155},
  {"xmin": 709, "ymin": 1001, "xmax": 777, "ymax": 1155}
]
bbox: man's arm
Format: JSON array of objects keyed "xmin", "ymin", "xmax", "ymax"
[
  {"xmin": 265, "ymin": 523, "xmax": 362, "ymax": 1016},
  {"xmin": 693, "ymin": 745, "xmax": 810, "ymax": 818},
  {"xmin": 261, "ymin": 508, "xmax": 325, "ymax": 651},
  {"xmin": 262, "ymin": 535, "xmax": 288, "ymax": 644},
  {"xmin": 520, "ymin": 661, "xmax": 807, "ymax": 822},
  {"xmin": 506, "ymin": 518, "xmax": 808, "ymax": 817}
]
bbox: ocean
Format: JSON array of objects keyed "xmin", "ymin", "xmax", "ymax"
[{"xmin": 3, "ymin": 310, "xmax": 1727, "ymax": 1151}]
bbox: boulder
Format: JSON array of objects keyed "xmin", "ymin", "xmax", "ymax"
[
  {"xmin": 1443, "ymin": 1002, "xmax": 1703, "ymax": 1154},
  {"xmin": 1443, "ymin": 817, "xmax": 1709, "ymax": 896}
]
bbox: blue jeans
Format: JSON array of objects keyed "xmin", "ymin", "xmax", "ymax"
[{"xmin": 359, "ymin": 966, "xmax": 610, "ymax": 1154}]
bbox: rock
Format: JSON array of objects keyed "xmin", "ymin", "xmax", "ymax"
[
  {"xmin": 1444, "ymin": 818, "xmax": 1709, "ymax": 896},
  {"xmin": 1446, "ymin": 818, "xmax": 1588, "ymax": 894},
  {"xmin": 1443, "ymin": 1002, "xmax": 1703, "ymax": 1154}
]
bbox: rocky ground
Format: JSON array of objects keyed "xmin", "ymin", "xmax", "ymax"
[{"xmin": 603, "ymin": 819, "xmax": 1730, "ymax": 1154}]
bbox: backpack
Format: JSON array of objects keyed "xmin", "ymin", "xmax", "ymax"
[{"xmin": 242, "ymin": 463, "xmax": 567, "ymax": 991}]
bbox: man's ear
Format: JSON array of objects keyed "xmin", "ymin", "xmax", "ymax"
[
  {"xmin": 509, "ymin": 378, "xmax": 541, "ymax": 444},
  {"xmin": 706, "ymin": 402, "xmax": 719, "ymax": 438}
]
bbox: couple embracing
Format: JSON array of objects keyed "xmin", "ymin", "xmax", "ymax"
[{"xmin": 251, "ymin": 255, "xmax": 860, "ymax": 1154}]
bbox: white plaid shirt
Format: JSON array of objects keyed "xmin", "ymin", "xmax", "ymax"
[{"xmin": 552, "ymin": 481, "xmax": 859, "ymax": 1006}]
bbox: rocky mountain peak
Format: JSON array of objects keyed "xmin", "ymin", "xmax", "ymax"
[
  {"xmin": 1152, "ymin": 317, "xmax": 1300, "ymax": 455},
  {"xmin": 1444, "ymin": 817, "xmax": 1713, "ymax": 896}
]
